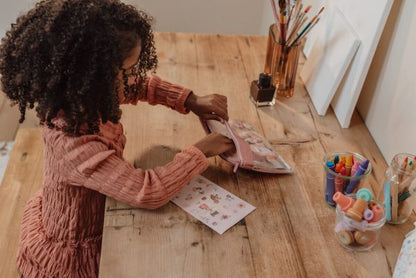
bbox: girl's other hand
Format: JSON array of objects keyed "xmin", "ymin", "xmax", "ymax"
[
  {"xmin": 185, "ymin": 93, "xmax": 228, "ymax": 121},
  {"xmin": 193, "ymin": 133, "xmax": 235, "ymax": 158}
]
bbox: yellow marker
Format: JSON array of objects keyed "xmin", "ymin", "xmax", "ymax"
[{"xmin": 345, "ymin": 155, "xmax": 353, "ymax": 176}]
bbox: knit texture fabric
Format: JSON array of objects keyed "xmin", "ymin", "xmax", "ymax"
[{"xmin": 17, "ymin": 76, "xmax": 209, "ymax": 278}]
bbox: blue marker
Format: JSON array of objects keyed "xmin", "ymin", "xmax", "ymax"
[
  {"xmin": 325, "ymin": 161, "xmax": 336, "ymax": 206},
  {"xmin": 384, "ymin": 181, "xmax": 391, "ymax": 221},
  {"xmin": 334, "ymin": 155, "xmax": 339, "ymax": 165},
  {"xmin": 344, "ymin": 160, "xmax": 370, "ymax": 194}
]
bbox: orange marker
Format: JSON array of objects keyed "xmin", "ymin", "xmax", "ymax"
[
  {"xmin": 335, "ymin": 163, "xmax": 342, "ymax": 173},
  {"xmin": 341, "ymin": 155, "xmax": 346, "ymax": 164}
]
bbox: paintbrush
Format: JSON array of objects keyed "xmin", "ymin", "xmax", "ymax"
[
  {"xmin": 278, "ymin": 0, "xmax": 288, "ymax": 45},
  {"xmin": 288, "ymin": 6, "xmax": 324, "ymax": 47}
]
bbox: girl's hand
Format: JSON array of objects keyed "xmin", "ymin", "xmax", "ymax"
[
  {"xmin": 193, "ymin": 133, "xmax": 235, "ymax": 158},
  {"xmin": 185, "ymin": 93, "xmax": 229, "ymax": 121}
]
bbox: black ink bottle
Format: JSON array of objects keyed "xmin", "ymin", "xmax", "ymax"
[{"xmin": 250, "ymin": 73, "xmax": 276, "ymax": 107}]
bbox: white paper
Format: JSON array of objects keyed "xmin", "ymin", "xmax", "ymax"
[{"xmin": 172, "ymin": 175, "xmax": 256, "ymax": 234}]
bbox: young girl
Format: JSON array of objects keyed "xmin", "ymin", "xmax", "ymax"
[{"xmin": 0, "ymin": 0, "xmax": 234, "ymax": 277}]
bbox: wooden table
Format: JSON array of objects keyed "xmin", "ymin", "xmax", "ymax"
[
  {"xmin": 0, "ymin": 32, "xmax": 413, "ymax": 278},
  {"xmin": 99, "ymin": 33, "xmax": 415, "ymax": 277}
]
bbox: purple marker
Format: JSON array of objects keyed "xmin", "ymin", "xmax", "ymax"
[
  {"xmin": 325, "ymin": 161, "xmax": 336, "ymax": 206},
  {"xmin": 344, "ymin": 159, "xmax": 370, "ymax": 194}
]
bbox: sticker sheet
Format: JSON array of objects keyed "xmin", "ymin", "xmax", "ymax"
[
  {"xmin": 393, "ymin": 226, "xmax": 416, "ymax": 278},
  {"xmin": 172, "ymin": 175, "xmax": 256, "ymax": 234}
]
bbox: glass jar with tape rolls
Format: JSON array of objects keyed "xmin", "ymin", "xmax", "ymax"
[{"xmin": 334, "ymin": 189, "xmax": 386, "ymax": 251}]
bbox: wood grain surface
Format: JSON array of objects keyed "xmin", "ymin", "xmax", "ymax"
[{"xmin": 1, "ymin": 33, "xmax": 413, "ymax": 278}]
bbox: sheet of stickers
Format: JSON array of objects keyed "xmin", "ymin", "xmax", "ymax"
[{"xmin": 172, "ymin": 175, "xmax": 255, "ymax": 234}]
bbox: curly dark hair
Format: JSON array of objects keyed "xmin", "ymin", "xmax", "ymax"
[{"xmin": 0, "ymin": 0, "xmax": 157, "ymax": 135}]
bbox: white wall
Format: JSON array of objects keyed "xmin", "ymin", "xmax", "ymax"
[
  {"xmin": 0, "ymin": 0, "xmax": 35, "ymax": 39},
  {"xmin": 1, "ymin": 0, "xmax": 274, "ymax": 37},
  {"xmin": 357, "ymin": 0, "xmax": 416, "ymax": 162},
  {"xmin": 124, "ymin": 0, "xmax": 274, "ymax": 35}
]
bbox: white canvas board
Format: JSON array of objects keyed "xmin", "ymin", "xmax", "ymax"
[
  {"xmin": 300, "ymin": 8, "xmax": 360, "ymax": 116},
  {"xmin": 301, "ymin": 0, "xmax": 393, "ymax": 127},
  {"xmin": 330, "ymin": 0, "xmax": 393, "ymax": 127}
]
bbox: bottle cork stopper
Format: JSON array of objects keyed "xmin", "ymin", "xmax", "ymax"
[
  {"xmin": 346, "ymin": 198, "xmax": 368, "ymax": 221},
  {"xmin": 333, "ymin": 192, "xmax": 355, "ymax": 211}
]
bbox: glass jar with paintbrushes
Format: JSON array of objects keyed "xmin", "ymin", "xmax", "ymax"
[
  {"xmin": 265, "ymin": 1, "xmax": 324, "ymax": 98},
  {"xmin": 378, "ymin": 153, "xmax": 416, "ymax": 225}
]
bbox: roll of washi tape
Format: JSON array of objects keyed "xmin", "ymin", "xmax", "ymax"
[
  {"xmin": 354, "ymin": 230, "xmax": 376, "ymax": 245},
  {"xmin": 337, "ymin": 230, "xmax": 354, "ymax": 245},
  {"xmin": 356, "ymin": 188, "xmax": 372, "ymax": 202},
  {"xmin": 333, "ymin": 192, "xmax": 355, "ymax": 211}
]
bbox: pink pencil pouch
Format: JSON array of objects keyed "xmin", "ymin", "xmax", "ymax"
[{"xmin": 201, "ymin": 117, "xmax": 292, "ymax": 174}]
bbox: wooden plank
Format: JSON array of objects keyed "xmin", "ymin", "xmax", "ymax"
[
  {"xmin": 0, "ymin": 128, "xmax": 43, "ymax": 278},
  {"xmin": 100, "ymin": 32, "xmax": 256, "ymax": 278},
  {"xmin": 236, "ymin": 35, "xmax": 338, "ymax": 277},
  {"xmin": 207, "ymin": 34, "xmax": 309, "ymax": 277},
  {"xmin": 19, "ymin": 108, "xmax": 41, "ymax": 130},
  {"xmin": 0, "ymin": 94, "xmax": 20, "ymax": 141},
  {"xmin": 0, "ymin": 93, "xmax": 39, "ymax": 141}
]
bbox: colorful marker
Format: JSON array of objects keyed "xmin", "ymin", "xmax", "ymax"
[
  {"xmin": 345, "ymin": 155, "xmax": 353, "ymax": 176},
  {"xmin": 335, "ymin": 168, "xmax": 346, "ymax": 193},
  {"xmin": 325, "ymin": 161, "xmax": 336, "ymax": 206},
  {"xmin": 344, "ymin": 160, "xmax": 370, "ymax": 194},
  {"xmin": 334, "ymin": 155, "xmax": 339, "ymax": 165},
  {"xmin": 350, "ymin": 161, "xmax": 359, "ymax": 176}
]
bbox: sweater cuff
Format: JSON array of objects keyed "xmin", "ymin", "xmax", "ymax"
[
  {"xmin": 148, "ymin": 75, "xmax": 193, "ymax": 114},
  {"xmin": 182, "ymin": 145, "xmax": 209, "ymax": 171}
]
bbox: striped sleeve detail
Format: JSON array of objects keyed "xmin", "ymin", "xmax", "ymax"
[
  {"xmin": 67, "ymin": 142, "xmax": 209, "ymax": 209},
  {"xmin": 131, "ymin": 75, "xmax": 192, "ymax": 114}
]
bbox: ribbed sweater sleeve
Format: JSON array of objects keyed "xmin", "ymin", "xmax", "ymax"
[
  {"xmin": 66, "ymin": 141, "xmax": 209, "ymax": 209},
  {"xmin": 128, "ymin": 75, "xmax": 192, "ymax": 114}
]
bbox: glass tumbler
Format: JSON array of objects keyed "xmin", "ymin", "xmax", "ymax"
[{"xmin": 264, "ymin": 24, "xmax": 300, "ymax": 98}]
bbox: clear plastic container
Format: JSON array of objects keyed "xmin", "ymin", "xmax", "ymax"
[
  {"xmin": 377, "ymin": 153, "xmax": 416, "ymax": 225},
  {"xmin": 335, "ymin": 194, "xmax": 386, "ymax": 251},
  {"xmin": 323, "ymin": 151, "xmax": 372, "ymax": 207}
]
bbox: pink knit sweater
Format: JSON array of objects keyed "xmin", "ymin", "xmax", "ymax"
[{"xmin": 17, "ymin": 75, "xmax": 209, "ymax": 278}]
